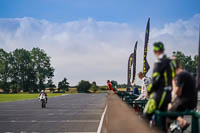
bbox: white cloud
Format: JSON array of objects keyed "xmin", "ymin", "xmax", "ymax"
[
  {"xmin": 0, "ymin": 14, "xmax": 199, "ymax": 86},
  {"xmin": 150, "ymin": 14, "xmax": 200, "ymax": 56},
  {"xmin": 0, "ymin": 17, "xmax": 138, "ymax": 85}
]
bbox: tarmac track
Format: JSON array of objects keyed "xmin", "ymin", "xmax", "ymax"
[{"xmin": 0, "ymin": 93, "xmax": 107, "ymax": 133}]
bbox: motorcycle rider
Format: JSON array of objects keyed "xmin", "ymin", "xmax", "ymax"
[
  {"xmin": 143, "ymin": 42, "xmax": 176, "ymax": 130},
  {"xmin": 39, "ymin": 90, "xmax": 48, "ymax": 103}
]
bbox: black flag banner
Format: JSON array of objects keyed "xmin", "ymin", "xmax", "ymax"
[
  {"xmin": 197, "ymin": 25, "xmax": 200, "ymax": 91},
  {"xmin": 127, "ymin": 52, "xmax": 134, "ymax": 88},
  {"xmin": 127, "ymin": 41, "xmax": 138, "ymax": 89},
  {"xmin": 132, "ymin": 41, "xmax": 138, "ymax": 85},
  {"xmin": 143, "ymin": 18, "xmax": 150, "ymax": 75}
]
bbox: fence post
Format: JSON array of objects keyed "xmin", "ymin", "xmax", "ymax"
[{"xmin": 192, "ymin": 112, "xmax": 199, "ymax": 133}]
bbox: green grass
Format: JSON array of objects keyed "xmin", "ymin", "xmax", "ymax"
[
  {"xmin": 0, "ymin": 93, "xmax": 65, "ymax": 103},
  {"xmin": 0, "ymin": 87, "xmax": 106, "ymax": 103}
]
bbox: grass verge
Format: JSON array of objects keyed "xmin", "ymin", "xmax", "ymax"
[{"xmin": 0, "ymin": 93, "xmax": 65, "ymax": 103}]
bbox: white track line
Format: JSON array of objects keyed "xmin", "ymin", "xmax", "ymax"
[{"xmin": 97, "ymin": 104, "xmax": 107, "ymax": 133}]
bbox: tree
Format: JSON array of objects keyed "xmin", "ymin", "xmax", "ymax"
[
  {"xmin": 31, "ymin": 48, "xmax": 54, "ymax": 92},
  {"xmin": 11, "ymin": 49, "xmax": 33, "ymax": 92},
  {"xmin": 0, "ymin": 48, "xmax": 55, "ymax": 93},
  {"xmin": 0, "ymin": 49, "xmax": 11, "ymax": 93},
  {"xmin": 173, "ymin": 51, "xmax": 198, "ymax": 76},
  {"xmin": 47, "ymin": 79, "xmax": 56, "ymax": 92},
  {"xmin": 58, "ymin": 78, "xmax": 69, "ymax": 92},
  {"xmin": 90, "ymin": 81, "xmax": 99, "ymax": 93},
  {"xmin": 77, "ymin": 80, "xmax": 91, "ymax": 93}
]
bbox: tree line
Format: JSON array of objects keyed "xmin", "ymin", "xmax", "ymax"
[
  {"xmin": 0, "ymin": 47, "xmax": 100, "ymax": 93},
  {"xmin": 173, "ymin": 51, "xmax": 198, "ymax": 77},
  {"xmin": 77, "ymin": 80, "xmax": 99, "ymax": 93},
  {"xmin": 0, "ymin": 48, "xmax": 55, "ymax": 93}
]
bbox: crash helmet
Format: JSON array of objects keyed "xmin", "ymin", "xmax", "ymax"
[{"xmin": 153, "ymin": 41, "xmax": 164, "ymax": 52}]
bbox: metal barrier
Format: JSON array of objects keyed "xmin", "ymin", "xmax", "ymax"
[
  {"xmin": 117, "ymin": 91, "xmax": 147, "ymax": 112},
  {"xmin": 117, "ymin": 91, "xmax": 132, "ymax": 100},
  {"xmin": 117, "ymin": 91, "xmax": 138, "ymax": 104},
  {"xmin": 155, "ymin": 110, "xmax": 200, "ymax": 133},
  {"xmin": 132, "ymin": 100, "xmax": 147, "ymax": 112}
]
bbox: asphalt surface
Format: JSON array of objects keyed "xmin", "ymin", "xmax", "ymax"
[{"xmin": 0, "ymin": 93, "xmax": 107, "ymax": 133}]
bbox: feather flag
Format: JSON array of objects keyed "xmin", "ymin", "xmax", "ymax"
[
  {"xmin": 143, "ymin": 18, "xmax": 150, "ymax": 75},
  {"xmin": 127, "ymin": 52, "xmax": 134, "ymax": 88},
  {"xmin": 127, "ymin": 41, "xmax": 138, "ymax": 89},
  {"xmin": 132, "ymin": 41, "xmax": 138, "ymax": 85}
]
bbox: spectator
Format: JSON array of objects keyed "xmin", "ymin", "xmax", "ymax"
[
  {"xmin": 107, "ymin": 80, "xmax": 116, "ymax": 93},
  {"xmin": 136, "ymin": 72, "xmax": 151, "ymax": 100},
  {"xmin": 168, "ymin": 59, "xmax": 197, "ymax": 131}
]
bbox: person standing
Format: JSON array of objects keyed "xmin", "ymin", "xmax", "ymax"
[
  {"xmin": 143, "ymin": 42, "xmax": 176, "ymax": 124},
  {"xmin": 107, "ymin": 80, "xmax": 116, "ymax": 93},
  {"xmin": 107, "ymin": 80, "xmax": 112, "ymax": 90}
]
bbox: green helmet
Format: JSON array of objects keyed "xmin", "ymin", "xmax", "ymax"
[{"xmin": 153, "ymin": 41, "xmax": 164, "ymax": 52}]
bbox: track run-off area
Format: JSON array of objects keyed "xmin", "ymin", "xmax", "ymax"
[{"xmin": 0, "ymin": 93, "xmax": 107, "ymax": 133}]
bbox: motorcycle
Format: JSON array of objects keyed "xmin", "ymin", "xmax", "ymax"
[{"xmin": 39, "ymin": 93, "xmax": 47, "ymax": 108}]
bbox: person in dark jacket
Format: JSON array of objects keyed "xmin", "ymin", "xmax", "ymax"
[
  {"xmin": 168, "ymin": 59, "xmax": 197, "ymax": 131},
  {"xmin": 143, "ymin": 42, "xmax": 176, "ymax": 124}
]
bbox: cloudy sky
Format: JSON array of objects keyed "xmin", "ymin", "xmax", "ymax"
[{"xmin": 0, "ymin": 0, "xmax": 200, "ymax": 86}]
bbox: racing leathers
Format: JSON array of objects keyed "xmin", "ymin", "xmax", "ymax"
[
  {"xmin": 39, "ymin": 92, "xmax": 48, "ymax": 103},
  {"xmin": 143, "ymin": 54, "xmax": 176, "ymax": 119}
]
